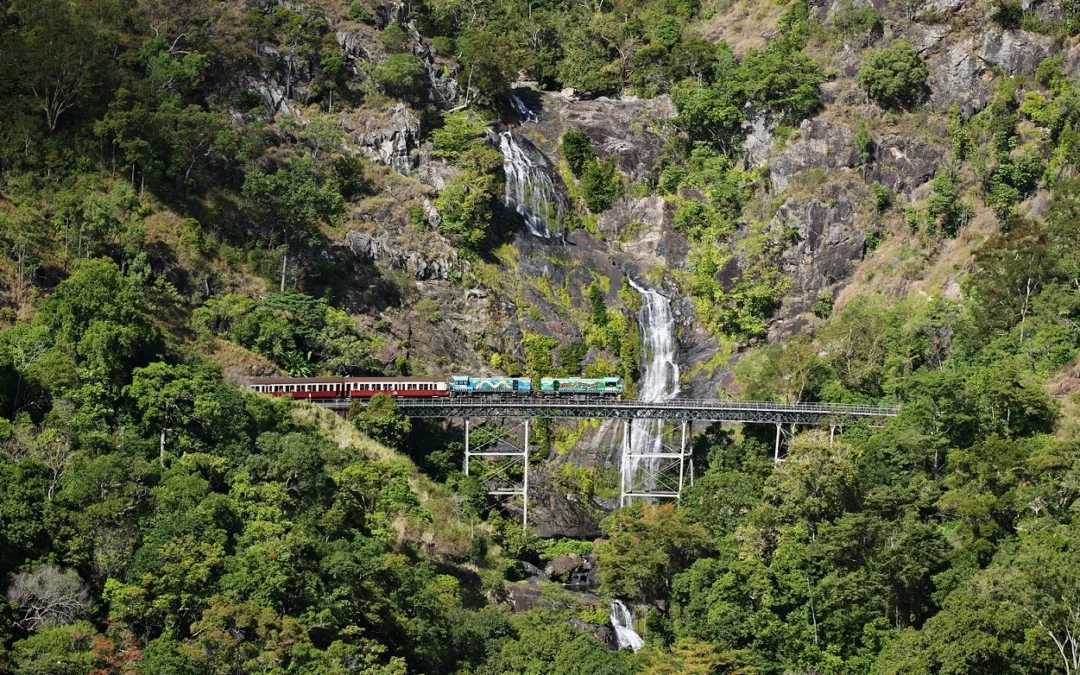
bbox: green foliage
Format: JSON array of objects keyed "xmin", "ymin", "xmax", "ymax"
[
  {"xmin": 243, "ymin": 159, "xmax": 344, "ymax": 290},
  {"xmin": 523, "ymin": 332, "xmax": 559, "ymax": 378},
  {"xmin": 872, "ymin": 181, "xmax": 892, "ymax": 211},
  {"xmin": 561, "ymin": 129, "xmax": 596, "ymax": 178},
  {"xmin": 598, "ymin": 504, "xmax": 711, "ymax": 602},
  {"xmin": 832, "ymin": 0, "xmax": 882, "ymax": 46},
  {"xmin": 926, "ymin": 166, "xmax": 971, "ymax": 237},
  {"xmin": 580, "ymin": 156, "xmax": 623, "ymax": 213},
  {"xmin": 431, "ymin": 114, "xmax": 505, "ymax": 253},
  {"xmin": 587, "ymin": 283, "xmax": 609, "ymax": 327},
  {"xmin": 432, "ymin": 111, "xmax": 490, "ymax": 163},
  {"xmin": 375, "ymin": 53, "xmax": 426, "ymax": 104},
  {"xmin": 740, "ymin": 39, "xmax": 824, "ymax": 124},
  {"xmin": 857, "ymin": 39, "xmax": 929, "ymax": 110},
  {"xmin": 194, "ymin": 293, "xmax": 379, "ymax": 375},
  {"xmin": 986, "ymin": 148, "xmax": 1045, "ymax": 221},
  {"xmin": 351, "ymin": 394, "xmax": 413, "ymax": 449},
  {"xmin": 811, "ymin": 292, "xmax": 835, "ymax": 319}
]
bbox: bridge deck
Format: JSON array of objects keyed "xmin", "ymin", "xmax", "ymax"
[{"xmin": 314, "ymin": 397, "xmax": 899, "ymax": 424}]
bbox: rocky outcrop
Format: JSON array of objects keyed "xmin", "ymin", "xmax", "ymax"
[
  {"xmin": 979, "ymin": 28, "xmax": 1053, "ymax": 76},
  {"xmin": 927, "ymin": 37, "xmax": 991, "ymax": 114},
  {"xmin": 544, "ymin": 553, "xmax": 584, "ymax": 580},
  {"xmin": 742, "ymin": 106, "xmax": 775, "ymax": 169},
  {"xmin": 342, "ymin": 104, "xmax": 420, "ymax": 175},
  {"xmin": 768, "ymin": 190, "xmax": 866, "ymax": 338},
  {"xmin": 598, "ymin": 196, "xmax": 690, "ymax": 270},
  {"xmin": 866, "ymin": 134, "xmax": 947, "ymax": 196},
  {"xmin": 343, "ymin": 229, "xmax": 464, "ymax": 280},
  {"xmin": 538, "ymin": 94, "xmax": 676, "ymax": 181},
  {"xmin": 769, "ymin": 118, "xmax": 858, "ymax": 192}
]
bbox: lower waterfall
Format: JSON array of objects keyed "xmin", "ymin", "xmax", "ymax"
[{"xmin": 610, "ymin": 599, "xmax": 644, "ymax": 651}]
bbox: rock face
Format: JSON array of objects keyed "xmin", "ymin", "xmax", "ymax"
[
  {"xmin": 927, "ymin": 37, "xmax": 991, "ymax": 114},
  {"xmin": 979, "ymin": 28, "xmax": 1053, "ymax": 76},
  {"xmin": 598, "ymin": 196, "xmax": 690, "ymax": 270},
  {"xmin": 343, "ymin": 229, "xmax": 464, "ymax": 280},
  {"xmin": 866, "ymin": 134, "xmax": 947, "ymax": 196},
  {"xmin": 769, "ymin": 118, "xmax": 857, "ymax": 192},
  {"xmin": 742, "ymin": 106, "xmax": 775, "ymax": 169},
  {"xmin": 342, "ymin": 104, "xmax": 421, "ymax": 175},
  {"xmin": 768, "ymin": 190, "xmax": 866, "ymax": 338},
  {"xmin": 540, "ymin": 94, "xmax": 676, "ymax": 181}
]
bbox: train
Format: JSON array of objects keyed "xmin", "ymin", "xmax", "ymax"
[{"xmin": 248, "ymin": 375, "xmax": 624, "ymax": 400}]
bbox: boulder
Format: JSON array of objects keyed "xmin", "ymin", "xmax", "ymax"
[
  {"xmin": 543, "ymin": 553, "xmax": 584, "ymax": 580},
  {"xmin": 505, "ymin": 582, "xmax": 545, "ymax": 613}
]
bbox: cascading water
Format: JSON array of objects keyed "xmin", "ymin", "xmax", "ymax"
[
  {"xmin": 499, "ymin": 131, "xmax": 560, "ymax": 238},
  {"xmin": 507, "ymin": 93, "xmax": 538, "ymax": 123},
  {"xmin": 610, "ymin": 599, "xmax": 644, "ymax": 651},
  {"xmin": 624, "ymin": 277, "xmax": 680, "ymax": 494}
]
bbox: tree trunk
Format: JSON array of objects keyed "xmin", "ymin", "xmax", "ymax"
[
  {"xmin": 159, "ymin": 413, "xmax": 168, "ymax": 467},
  {"xmin": 280, "ymin": 249, "xmax": 288, "ymax": 293}
]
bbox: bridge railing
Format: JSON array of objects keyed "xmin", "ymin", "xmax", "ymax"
[{"xmin": 386, "ymin": 397, "xmax": 899, "ymax": 417}]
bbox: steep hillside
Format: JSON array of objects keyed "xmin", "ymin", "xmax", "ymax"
[{"xmin": 6, "ymin": 0, "xmax": 1080, "ymax": 671}]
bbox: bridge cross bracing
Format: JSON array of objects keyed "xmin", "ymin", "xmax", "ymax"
[{"xmin": 324, "ymin": 397, "xmax": 900, "ymax": 527}]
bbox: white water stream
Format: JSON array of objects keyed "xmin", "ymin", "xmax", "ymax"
[
  {"xmin": 610, "ymin": 599, "xmax": 644, "ymax": 651},
  {"xmin": 507, "ymin": 93, "xmax": 538, "ymax": 123},
  {"xmin": 499, "ymin": 131, "xmax": 558, "ymax": 238},
  {"xmin": 625, "ymin": 277, "xmax": 681, "ymax": 493}
]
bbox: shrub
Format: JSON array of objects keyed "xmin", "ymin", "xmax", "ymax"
[
  {"xmin": 375, "ymin": 53, "xmax": 425, "ymax": 103},
  {"xmin": 580, "ymin": 156, "xmax": 622, "ymax": 213},
  {"xmin": 872, "ymin": 181, "xmax": 892, "ymax": 211},
  {"xmin": 833, "ymin": 0, "xmax": 882, "ymax": 47},
  {"xmin": 927, "ymin": 166, "xmax": 970, "ymax": 236},
  {"xmin": 560, "ymin": 129, "xmax": 596, "ymax": 178},
  {"xmin": 379, "ymin": 22, "xmax": 410, "ymax": 53},
  {"xmin": 857, "ymin": 39, "xmax": 928, "ymax": 110},
  {"xmin": 350, "ymin": 393, "xmax": 412, "ymax": 449},
  {"xmin": 812, "ymin": 292, "xmax": 835, "ymax": 319},
  {"xmin": 740, "ymin": 42, "xmax": 824, "ymax": 123}
]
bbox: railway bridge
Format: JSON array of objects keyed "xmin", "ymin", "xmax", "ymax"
[{"xmin": 317, "ymin": 397, "xmax": 899, "ymax": 526}]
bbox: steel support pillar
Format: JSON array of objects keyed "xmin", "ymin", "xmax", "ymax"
[
  {"xmin": 774, "ymin": 423, "xmax": 782, "ymax": 464},
  {"xmin": 464, "ymin": 418, "xmax": 530, "ymax": 529},
  {"xmin": 830, "ymin": 424, "xmax": 835, "ymax": 445},
  {"xmin": 622, "ymin": 419, "xmax": 693, "ymax": 505},
  {"xmin": 619, "ymin": 420, "xmax": 631, "ymax": 508},
  {"xmin": 523, "ymin": 420, "xmax": 529, "ymax": 529}
]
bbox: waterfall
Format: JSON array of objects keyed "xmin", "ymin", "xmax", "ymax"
[
  {"xmin": 610, "ymin": 600, "xmax": 644, "ymax": 651},
  {"xmin": 499, "ymin": 131, "xmax": 560, "ymax": 238},
  {"xmin": 625, "ymin": 277, "xmax": 680, "ymax": 493},
  {"xmin": 508, "ymin": 93, "xmax": 538, "ymax": 123}
]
